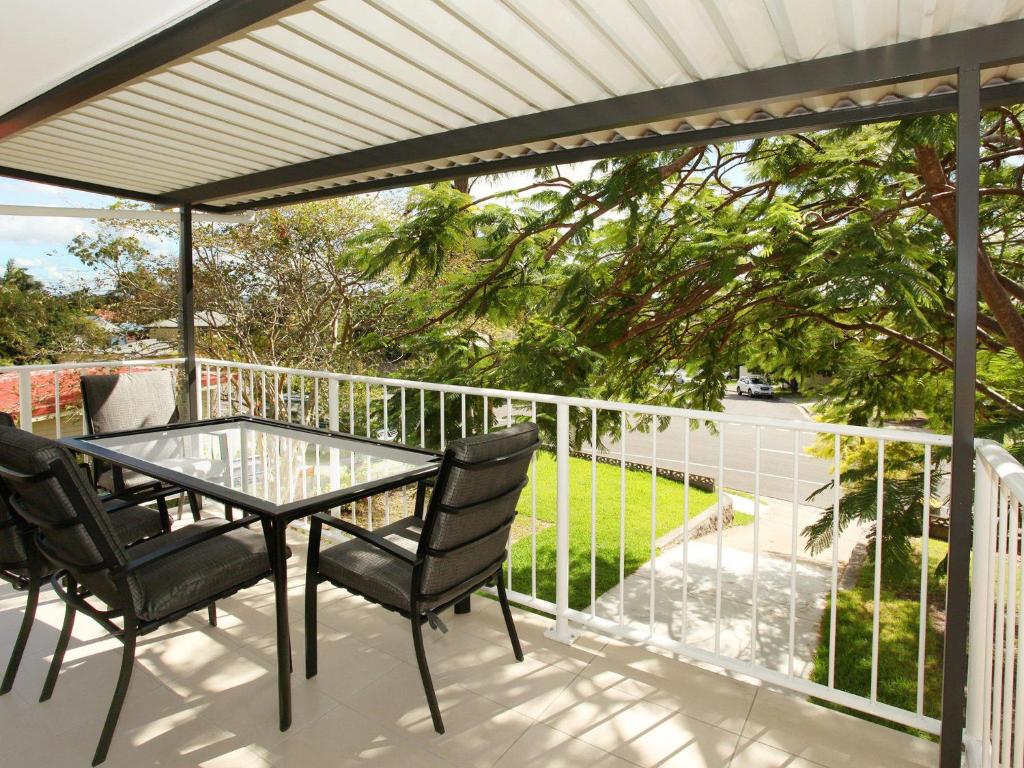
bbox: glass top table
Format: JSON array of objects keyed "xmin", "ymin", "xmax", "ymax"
[
  {"xmin": 63, "ymin": 416, "xmax": 441, "ymax": 519},
  {"xmin": 62, "ymin": 416, "xmax": 443, "ymax": 733}
]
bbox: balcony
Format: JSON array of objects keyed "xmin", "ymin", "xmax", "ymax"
[
  {"xmin": 1, "ymin": 519, "xmax": 939, "ymax": 768},
  {"xmin": 4, "ymin": 355, "xmax": 1008, "ymax": 767}
]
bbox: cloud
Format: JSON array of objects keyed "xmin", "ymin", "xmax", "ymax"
[
  {"xmin": 0, "ymin": 214, "xmax": 97, "ymax": 246},
  {"xmin": 0, "ymin": 178, "xmax": 116, "ymax": 206}
]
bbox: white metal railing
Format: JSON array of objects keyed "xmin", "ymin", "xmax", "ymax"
[
  {"xmin": 2, "ymin": 356, "xmax": 957, "ymax": 735},
  {"xmin": 195, "ymin": 356, "xmax": 951, "ymax": 734},
  {"xmin": 967, "ymin": 441, "xmax": 1024, "ymax": 768},
  {"xmin": 0, "ymin": 358, "xmax": 185, "ymax": 437}
]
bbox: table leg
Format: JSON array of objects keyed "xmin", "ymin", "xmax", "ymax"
[{"xmin": 271, "ymin": 518, "xmax": 292, "ymax": 731}]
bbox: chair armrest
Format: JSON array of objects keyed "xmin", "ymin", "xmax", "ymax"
[
  {"xmin": 118, "ymin": 515, "xmax": 261, "ymax": 575},
  {"xmin": 101, "ymin": 486, "xmax": 181, "ymax": 514},
  {"xmin": 99, "ymin": 479, "xmax": 176, "ymax": 504},
  {"xmin": 312, "ymin": 513, "xmax": 420, "ymax": 564}
]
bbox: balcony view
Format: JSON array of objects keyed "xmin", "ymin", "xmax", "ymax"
[{"xmin": 1, "ymin": 3, "xmax": 1023, "ymax": 768}]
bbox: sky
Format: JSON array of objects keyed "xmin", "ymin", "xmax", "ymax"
[{"xmin": 0, "ymin": 177, "xmax": 120, "ymax": 286}]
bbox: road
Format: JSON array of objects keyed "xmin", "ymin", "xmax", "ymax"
[{"xmin": 594, "ymin": 394, "xmax": 832, "ymax": 507}]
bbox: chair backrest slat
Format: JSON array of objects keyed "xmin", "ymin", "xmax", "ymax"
[
  {"xmin": 415, "ymin": 422, "xmax": 539, "ymax": 605},
  {"xmin": 0, "ymin": 428, "xmax": 138, "ymax": 610},
  {"xmin": 81, "ymin": 370, "xmax": 179, "ymax": 435}
]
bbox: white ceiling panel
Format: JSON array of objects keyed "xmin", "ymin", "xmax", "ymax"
[{"xmin": 0, "ymin": 0, "xmax": 1021, "ymax": 208}]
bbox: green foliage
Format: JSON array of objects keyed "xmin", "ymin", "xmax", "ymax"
[
  {"xmin": 811, "ymin": 539, "xmax": 947, "ymax": 737},
  {"xmin": 0, "ymin": 261, "xmax": 102, "ymax": 364},
  {"xmin": 803, "ymin": 439, "xmax": 947, "ymax": 581}
]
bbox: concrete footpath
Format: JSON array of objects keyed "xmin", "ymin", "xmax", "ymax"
[{"xmin": 593, "ymin": 494, "xmax": 868, "ymax": 678}]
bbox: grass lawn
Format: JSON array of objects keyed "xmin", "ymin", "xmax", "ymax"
[
  {"xmin": 810, "ymin": 538, "xmax": 947, "ymax": 738},
  {"xmin": 509, "ymin": 450, "xmax": 716, "ymax": 610}
]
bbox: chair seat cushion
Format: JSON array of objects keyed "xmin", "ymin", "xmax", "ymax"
[
  {"xmin": 0, "ymin": 524, "xmax": 28, "ymax": 573},
  {"xmin": 98, "ymin": 457, "xmax": 225, "ymax": 494},
  {"xmin": 96, "ymin": 467, "xmax": 163, "ymax": 493},
  {"xmin": 127, "ymin": 520, "xmax": 270, "ymax": 621},
  {"xmin": 106, "ymin": 504, "xmax": 165, "ymax": 546},
  {"xmin": 318, "ymin": 517, "xmax": 421, "ymax": 611}
]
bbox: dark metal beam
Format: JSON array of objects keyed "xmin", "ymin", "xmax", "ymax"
[
  {"xmin": 939, "ymin": 64, "xmax": 980, "ymax": 768},
  {"xmin": 172, "ymin": 19, "xmax": 1024, "ymax": 205},
  {"xmin": 0, "ymin": 0, "xmax": 306, "ymax": 141},
  {"xmin": 215, "ymin": 79, "xmax": 1024, "ymax": 212},
  {"xmin": 0, "ymin": 165, "xmax": 222, "ymax": 210},
  {"xmin": 179, "ymin": 205, "xmax": 198, "ymax": 421}
]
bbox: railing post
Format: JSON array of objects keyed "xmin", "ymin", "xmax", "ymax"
[
  {"xmin": 965, "ymin": 454, "xmax": 991, "ymax": 761},
  {"xmin": 328, "ymin": 379, "xmax": 340, "ymax": 431},
  {"xmin": 17, "ymin": 369, "xmax": 32, "ymax": 433},
  {"xmin": 546, "ymin": 401, "xmax": 578, "ymax": 645}
]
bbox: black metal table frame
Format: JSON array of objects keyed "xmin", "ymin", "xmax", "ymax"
[{"xmin": 61, "ymin": 415, "xmax": 441, "ymax": 731}]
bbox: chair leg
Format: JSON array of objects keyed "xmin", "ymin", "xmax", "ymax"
[
  {"xmin": 156, "ymin": 496, "xmax": 171, "ymax": 532},
  {"xmin": 224, "ymin": 504, "xmax": 235, "ymax": 522},
  {"xmin": 413, "ymin": 481, "xmax": 427, "ymax": 519},
  {"xmin": 207, "ymin": 604, "xmax": 217, "ymax": 627},
  {"xmin": 1, "ymin": 574, "xmax": 40, "ymax": 695},
  {"xmin": 187, "ymin": 491, "xmax": 202, "ymax": 522},
  {"xmin": 496, "ymin": 570, "xmax": 523, "ymax": 662},
  {"xmin": 304, "ymin": 520, "xmax": 322, "ymax": 680},
  {"xmin": 454, "ymin": 595, "xmax": 471, "ymax": 614},
  {"xmin": 92, "ymin": 618, "xmax": 137, "ymax": 766},
  {"xmin": 40, "ymin": 590, "xmax": 76, "ymax": 702},
  {"xmin": 411, "ymin": 613, "xmax": 444, "ymax": 734}
]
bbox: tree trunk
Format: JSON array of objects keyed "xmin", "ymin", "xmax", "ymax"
[{"xmin": 914, "ymin": 145, "xmax": 1024, "ymax": 364}]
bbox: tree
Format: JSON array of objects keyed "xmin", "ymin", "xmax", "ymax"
[
  {"xmin": 71, "ymin": 197, "xmax": 418, "ymax": 374},
  {"xmin": 365, "ymin": 106, "xmax": 1024, "ymax": 573},
  {"xmin": 0, "ymin": 260, "xmax": 102, "ymax": 364}
]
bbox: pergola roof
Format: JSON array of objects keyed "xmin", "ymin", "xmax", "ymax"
[{"xmin": 1, "ymin": 0, "xmax": 1023, "ymax": 212}]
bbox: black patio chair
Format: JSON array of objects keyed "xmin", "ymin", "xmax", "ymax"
[
  {"xmin": 0, "ymin": 414, "xmax": 168, "ymax": 697},
  {"xmin": 305, "ymin": 422, "xmax": 540, "ymax": 734},
  {"xmin": 0, "ymin": 426, "xmax": 274, "ymax": 765},
  {"xmin": 80, "ymin": 370, "xmax": 210, "ymax": 521}
]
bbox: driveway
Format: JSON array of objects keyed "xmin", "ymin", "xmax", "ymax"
[{"xmin": 596, "ymin": 395, "xmax": 833, "ymax": 507}]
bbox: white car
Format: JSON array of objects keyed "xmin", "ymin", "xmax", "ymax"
[{"xmin": 737, "ymin": 375, "xmax": 774, "ymax": 397}]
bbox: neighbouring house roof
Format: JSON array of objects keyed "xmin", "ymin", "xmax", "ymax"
[
  {"xmin": 0, "ymin": 1, "xmax": 1021, "ymax": 212},
  {"xmin": 0, "ymin": 365, "xmax": 232, "ymax": 421},
  {"xmin": 147, "ymin": 310, "xmax": 230, "ymax": 329},
  {"xmin": 88, "ymin": 314, "xmax": 120, "ymax": 333}
]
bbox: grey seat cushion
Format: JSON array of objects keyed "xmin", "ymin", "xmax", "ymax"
[
  {"xmin": 0, "ymin": 519, "xmax": 28, "ymax": 572},
  {"xmin": 127, "ymin": 519, "xmax": 270, "ymax": 621},
  {"xmin": 106, "ymin": 504, "xmax": 165, "ymax": 547},
  {"xmin": 96, "ymin": 467, "xmax": 164, "ymax": 493},
  {"xmin": 318, "ymin": 517, "xmax": 421, "ymax": 611}
]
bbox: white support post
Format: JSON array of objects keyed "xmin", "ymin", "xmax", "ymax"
[
  {"xmin": 195, "ymin": 360, "xmax": 204, "ymax": 419},
  {"xmin": 328, "ymin": 379, "xmax": 340, "ymax": 431},
  {"xmin": 18, "ymin": 369, "xmax": 32, "ymax": 433},
  {"xmin": 546, "ymin": 401, "xmax": 579, "ymax": 645}
]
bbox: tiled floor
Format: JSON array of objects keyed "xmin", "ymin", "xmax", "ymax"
[{"xmin": 0, "ymin": 531, "xmax": 939, "ymax": 768}]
